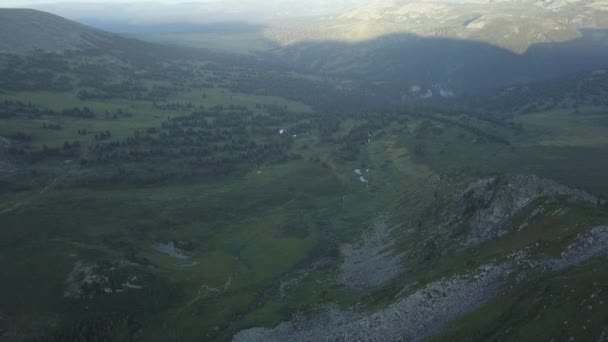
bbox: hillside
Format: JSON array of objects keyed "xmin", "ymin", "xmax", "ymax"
[
  {"xmin": 465, "ymin": 68, "xmax": 608, "ymax": 114},
  {"xmin": 0, "ymin": 9, "xmax": 119, "ymax": 54}
]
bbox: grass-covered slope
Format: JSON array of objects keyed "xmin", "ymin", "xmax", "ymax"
[{"xmin": 0, "ymin": 9, "xmax": 119, "ymax": 54}]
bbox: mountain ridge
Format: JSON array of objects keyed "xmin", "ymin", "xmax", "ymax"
[
  {"xmin": 267, "ymin": 0, "xmax": 608, "ymax": 53},
  {"xmin": 0, "ymin": 8, "xmax": 118, "ymax": 54}
]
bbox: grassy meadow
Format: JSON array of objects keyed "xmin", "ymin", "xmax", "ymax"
[{"xmin": 1, "ymin": 46, "xmax": 608, "ymax": 341}]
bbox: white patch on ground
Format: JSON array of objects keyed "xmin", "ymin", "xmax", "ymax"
[
  {"xmin": 353, "ymin": 169, "xmax": 368, "ymax": 183},
  {"xmin": 121, "ymin": 276, "xmax": 143, "ymax": 290},
  {"xmin": 224, "ymin": 275, "xmax": 233, "ymax": 291},
  {"xmin": 182, "ymin": 274, "xmax": 234, "ymax": 311},
  {"xmin": 152, "ymin": 241, "xmax": 190, "ymax": 260},
  {"xmin": 122, "ymin": 281, "xmax": 143, "ymax": 290},
  {"xmin": 552, "ymin": 208, "xmax": 568, "ymax": 216},
  {"xmin": 64, "ymin": 261, "xmax": 108, "ymax": 299},
  {"xmin": 64, "ymin": 262, "xmax": 144, "ymax": 299},
  {"xmin": 467, "ymin": 19, "xmax": 487, "ymax": 29},
  {"xmin": 439, "ymin": 88, "xmax": 455, "ymax": 98},
  {"xmin": 420, "ymin": 89, "xmax": 433, "ymax": 99}
]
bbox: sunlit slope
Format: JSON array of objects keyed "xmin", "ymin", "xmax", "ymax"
[
  {"xmin": 253, "ymin": 0, "xmax": 608, "ymax": 94},
  {"xmin": 268, "ymin": 0, "xmax": 608, "ymax": 53}
]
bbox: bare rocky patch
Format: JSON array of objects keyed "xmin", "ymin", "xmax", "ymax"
[
  {"xmin": 441, "ymin": 175, "xmax": 598, "ymax": 246},
  {"xmin": 234, "ymin": 260, "xmax": 512, "ymax": 342},
  {"xmin": 64, "ymin": 261, "xmax": 145, "ymax": 299},
  {"xmin": 553, "ymin": 225, "xmax": 608, "ymax": 269},
  {"xmin": 233, "ymin": 224, "xmax": 608, "ymax": 342},
  {"xmin": 152, "ymin": 241, "xmax": 191, "ymax": 260},
  {"xmin": 338, "ymin": 215, "xmax": 404, "ymax": 291}
]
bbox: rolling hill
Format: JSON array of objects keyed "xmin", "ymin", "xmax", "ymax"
[{"xmin": 0, "ymin": 8, "xmax": 119, "ymax": 54}]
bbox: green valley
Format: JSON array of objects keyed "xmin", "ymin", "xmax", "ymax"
[{"xmin": 1, "ymin": 4, "xmax": 608, "ymax": 342}]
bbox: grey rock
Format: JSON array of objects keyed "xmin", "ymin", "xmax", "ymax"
[
  {"xmin": 234, "ymin": 262, "xmax": 512, "ymax": 342},
  {"xmin": 339, "ymin": 216, "xmax": 404, "ymax": 290},
  {"xmin": 442, "ymin": 175, "xmax": 597, "ymax": 246}
]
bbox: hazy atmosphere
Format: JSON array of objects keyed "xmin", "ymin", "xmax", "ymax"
[
  {"xmin": 1, "ymin": 0, "xmax": 370, "ymax": 22},
  {"xmin": 1, "ymin": 0, "xmax": 608, "ymax": 341}
]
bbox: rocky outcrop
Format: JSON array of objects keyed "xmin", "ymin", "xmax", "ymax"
[
  {"xmin": 442, "ymin": 175, "xmax": 597, "ymax": 246},
  {"xmin": 234, "ymin": 261, "xmax": 511, "ymax": 342},
  {"xmin": 234, "ymin": 224, "xmax": 608, "ymax": 342},
  {"xmin": 546, "ymin": 225, "xmax": 608, "ymax": 271},
  {"xmin": 233, "ymin": 174, "xmax": 607, "ymax": 342}
]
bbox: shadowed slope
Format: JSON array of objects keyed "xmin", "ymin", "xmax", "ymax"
[{"xmin": 0, "ymin": 9, "xmax": 119, "ymax": 54}]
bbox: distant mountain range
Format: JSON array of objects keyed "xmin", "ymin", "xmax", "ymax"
[
  {"xmin": 254, "ymin": 0, "xmax": 608, "ymax": 96},
  {"xmin": 25, "ymin": 0, "xmax": 608, "ymax": 53},
  {"xmin": 14, "ymin": 0, "xmax": 369, "ymax": 23},
  {"xmin": 2, "ymin": 5, "xmax": 608, "ymax": 98},
  {"xmin": 268, "ymin": 0, "xmax": 608, "ymax": 53}
]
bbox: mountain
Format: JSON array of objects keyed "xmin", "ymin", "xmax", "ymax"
[
  {"xmin": 24, "ymin": 0, "xmax": 369, "ymax": 24},
  {"xmin": 248, "ymin": 0, "xmax": 607, "ymax": 95},
  {"xmin": 268, "ymin": 0, "xmax": 608, "ymax": 53},
  {"xmin": 0, "ymin": 9, "xmax": 119, "ymax": 54},
  {"xmin": 99, "ymin": 0, "xmax": 608, "ymax": 96}
]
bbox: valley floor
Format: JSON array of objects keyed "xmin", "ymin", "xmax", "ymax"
[{"xmin": 1, "ymin": 47, "xmax": 608, "ymax": 341}]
